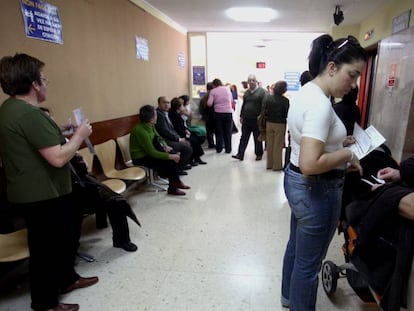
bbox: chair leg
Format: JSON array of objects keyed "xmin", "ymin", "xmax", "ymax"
[{"xmin": 77, "ymin": 251, "xmax": 95, "ymax": 262}]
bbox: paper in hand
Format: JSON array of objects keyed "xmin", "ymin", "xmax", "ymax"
[{"xmin": 72, "ymin": 108, "xmax": 95, "ymax": 154}]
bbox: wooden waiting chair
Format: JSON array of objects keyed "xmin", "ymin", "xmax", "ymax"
[
  {"xmin": 116, "ymin": 133, "xmax": 167, "ymax": 191},
  {"xmin": 0, "ymin": 229, "xmax": 29, "ymax": 263},
  {"xmin": 77, "ymin": 147, "xmax": 126, "ymax": 194},
  {"xmin": 93, "ymin": 139, "xmax": 146, "ymax": 187}
]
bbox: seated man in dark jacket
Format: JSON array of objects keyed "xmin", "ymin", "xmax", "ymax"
[{"xmin": 155, "ymin": 96, "xmax": 193, "ymax": 172}]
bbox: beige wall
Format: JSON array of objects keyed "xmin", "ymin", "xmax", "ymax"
[
  {"xmin": 332, "ymin": 0, "xmax": 414, "ymax": 46},
  {"xmin": 0, "ymin": 0, "xmax": 188, "ymax": 125}
]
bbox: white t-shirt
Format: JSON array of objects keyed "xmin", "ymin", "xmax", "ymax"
[{"xmin": 288, "ymin": 82, "xmax": 346, "ymax": 168}]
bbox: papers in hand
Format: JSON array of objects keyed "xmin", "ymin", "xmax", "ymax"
[
  {"xmin": 72, "ymin": 108, "xmax": 95, "ymax": 154},
  {"xmin": 348, "ymin": 123, "xmax": 386, "ymax": 160},
  {"xmin": 361, "ymin": 175, "xmax": 385, "ymax": 187}
]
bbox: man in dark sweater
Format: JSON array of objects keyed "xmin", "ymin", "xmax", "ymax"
[{"xmin": 232, "ymin": 74, "xmax": 266, "ymax": 161}]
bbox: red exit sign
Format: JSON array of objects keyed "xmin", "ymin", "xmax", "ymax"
[{"xmin": 256, "ymin": 62, "xmax": 266, "ymax": 69}]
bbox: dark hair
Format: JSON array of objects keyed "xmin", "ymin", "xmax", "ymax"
[
  {"xmin": 341, "ymin": 86, "xmax": 359, "ymax": 105},
  {"xmin": 273, "ymin": 81, "xmax": 288, "ymax": 96},
  {"xmin": 299, "ymin": 70, "xmax": 313, "ymax": 86},
  {"xmin": 212, "ymin": 78, "xmax": 223, "ymax": 87},
  {"xmin": 170, "ymin": 97, "xmax": 183, "ymax": 111},
  {"xmin": 0, "ymin": 53, "xmax": 44, "ymax": 96},
  {"xmin": 308, "ymin": 34, "xmax": 367, "ymax": 78},
  {"xmin": 179, "ymin": 95, "xmax": 189, "ymax": 105},
  {"xmin": 206, "ymin": 82, "xmax": 214, "ymax": 91},
  {"xmin": 139, "ymin": 105, "xmax": 156, "ymax": 123}
]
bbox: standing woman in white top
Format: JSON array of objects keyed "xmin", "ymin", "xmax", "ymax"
[{"xmin": 281, "ymin": 34, "xmax": 367, "ymax": 311}]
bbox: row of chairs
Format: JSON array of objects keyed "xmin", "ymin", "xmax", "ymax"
[
  {"xmin": 0, "ymin": 135, "xmax": 144, "ymax": 265},
  {"xmin": 77, "ymin": 137, "xmax": 147, "ymax": 194},
  {"xmin": 79, "ymin": 133, "xmax": 168, "ymax": 193},
  {"xmin": 0, "ymin": 132, "xmax": 168, "ymax": 265}
]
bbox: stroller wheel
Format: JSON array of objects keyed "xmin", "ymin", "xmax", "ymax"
[{"xmin": 322, "ymin": 260, "xmax": 339, "ymax": 296}]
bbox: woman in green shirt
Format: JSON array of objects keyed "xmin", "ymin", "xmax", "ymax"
[
  {"xmin": 130, "ymin": 105, "xmax": 191, "ymax": 196},
  {"xmin": 0, "ymin": 53, "xmax": 97, "ymax": 311}
]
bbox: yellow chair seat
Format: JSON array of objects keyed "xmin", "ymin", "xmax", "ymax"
[
  {"xmin": 0, "ymin": 229, "xmax": 29, "ymax": 262},
  {"xmin": 94, "ymin": 139, "xmax": 146, "ymax": 182},
  {"xmin": 101, "ymin": 179, "xmax": 127, "ymax": 194}
]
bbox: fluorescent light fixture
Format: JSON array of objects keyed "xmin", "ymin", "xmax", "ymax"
[{"xmin": 226, "ymin": 7, "xmax": 277, "ymax": 23}]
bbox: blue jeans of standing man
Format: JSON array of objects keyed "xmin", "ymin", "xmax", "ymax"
[{"xmin": 281, "ymin": 166, "xmax": 344, "ymax": 311}]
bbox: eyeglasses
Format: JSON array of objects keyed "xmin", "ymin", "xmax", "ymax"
[{"xmin": 162, "ymin": 101, "xmax": 170, "ymax": 104}]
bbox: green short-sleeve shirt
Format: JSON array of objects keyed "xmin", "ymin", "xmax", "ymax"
[{"xmin": 0, "ymin": 98, "xmax": 71, "ymax": 203}]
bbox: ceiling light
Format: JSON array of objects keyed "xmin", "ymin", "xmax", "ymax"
[{"xmin": 226, "ymin": 7, "xmax": 277, "ymax": 23}]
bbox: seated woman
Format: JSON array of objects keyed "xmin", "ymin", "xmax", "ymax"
[
  {"xmin": 179, "ymin": 94, "xmax": 207, "ymax": 138},
  {"xmin": 130, "ymin": 105, "xmax": 190, "ymax": 196},
  {"xmin": 169, "ymin": 97, "xmax": 206, "ymax": 166}
]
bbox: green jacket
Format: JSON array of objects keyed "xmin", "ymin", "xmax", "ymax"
[{"xmin": 130, "ymin": 122, "xmax": 170, "ymax": 160}]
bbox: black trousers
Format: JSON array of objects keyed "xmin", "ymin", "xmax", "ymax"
[
  {"xmin": 237, "ymin": 117, "xmax": 263, "ymax": 157},
  {"xmin": 165, "ymin": 140, "xmax": 192, "ymax": 169},
  {"xmin": 214, "ymin": 112, "xmax": 232, "ymax": 153},
  {"xmin": 15, "ymin": 194, "xmax": 81, "ymax": 310},
  {"xmin": 132, "ymin": 156, "xmax": 180, "ymax": 184}
]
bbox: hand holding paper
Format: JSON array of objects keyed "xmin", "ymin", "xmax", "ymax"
[
  {"xmin": 73, "ymin": 108, "xmax": 94, "ymax": 153},
  {"xmin": 348, "ymin": 123, "xmax": 386, "ymax": 160}
]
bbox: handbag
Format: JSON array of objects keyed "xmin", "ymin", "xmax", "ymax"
[{"xmin": 70, "ymin": 154, "xmax": 141, "ymax": 228}]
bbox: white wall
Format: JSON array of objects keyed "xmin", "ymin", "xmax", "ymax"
[{"xmin": 206, "ymin": 32, "xmax": 323, "ymax": 91}]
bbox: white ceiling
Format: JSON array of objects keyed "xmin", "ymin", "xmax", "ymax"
[{"xmin": 141, "ymin": 0, "xmax": 390, "ymax": 33}]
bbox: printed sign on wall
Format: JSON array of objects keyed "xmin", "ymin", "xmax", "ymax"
[
  {"xmin": 192, "ymin": 66, "xmax": 205, "ymax": 85},
  {"xmin": 136, "ymin": 36, "xmax": 149, "ymax": 61},
  {"xmin": 178, "ymin": 52, "xmax": 185, "ymax": 68},
  {"xmin": 20, "ymin": 0, "xmax": 63, "ymax": 44},
  {"xmin": 284, "ymin": 72, "xmax": 301, "ymax": 91}
]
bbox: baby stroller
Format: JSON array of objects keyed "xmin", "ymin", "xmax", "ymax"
[{"xmin": 321, "ymin": 145, "xmax": 414, "ymax": 311}]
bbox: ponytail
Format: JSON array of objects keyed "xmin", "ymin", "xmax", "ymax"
[{"xmin": 308, "ymin": 34, "xmax": 367, "ymax": 78}]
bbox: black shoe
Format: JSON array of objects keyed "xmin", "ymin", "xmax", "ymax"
[
  {"xmin": 181, "ymin": 164, "xmax": 192, "ymax": 170},
  {"xmin": 197, "ymin": 159, "xmax": 207, "ymax": 165},
  {"xmin": 232, "ymin": 154, "xmax": 244, "ymax": 161},
  {"xmin": 178, "ymin": 170, "xmax": 188, "ymax": 176},
  {"xmin": 256, "ymin": 155, "xmax": 262, "ymax": 161},
  {"xmin": 190, "ymin": 160, "xmax": 199, "ymax": 166},
  {"xmin": 114, "ymin": 241, "xmax": 138, "ymax": 252},
  {"xmin": 208, "ymin": 144, "xmax": 216, "ymax": 149}
]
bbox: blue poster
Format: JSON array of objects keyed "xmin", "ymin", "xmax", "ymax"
[
  {"xmin": 20, "ymin": 0, "xmax": 63, "ymax": 44},
  {"xmin": 192, "ymin": 66, "xmax": 205, "ymax": 85},
  {"xmin": 284, "ymin": 72, "xmax": 301, "ymax": 91}
]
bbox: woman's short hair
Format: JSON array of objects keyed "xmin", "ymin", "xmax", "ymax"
[
  {"xmin": 212, "ymin": 78, "xmax": 223, "ymax": 87},
  {"xmin": 139, "ymin": 105, "xmax": 156, "ymax": 123},
  {"xmin": 170, "ymin": 97, "xmax": 183, "ymax": 111},
  {"xmin": 308, "ymin": 34, "xmax": 367, "ymax": 78},
  {"xmin": 0, "ymin": 53, "xmax": 44, "ymax": 96},
  {"xmin": 273, "ymin": 81, "xmax": 288, "ymax": 95}
]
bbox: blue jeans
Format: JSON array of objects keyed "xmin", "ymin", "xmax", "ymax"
[{"xmin": 281, "ymin": 167, "xmax": 344, "ymax": 311}]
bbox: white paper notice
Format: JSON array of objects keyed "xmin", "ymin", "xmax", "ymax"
[{"xmin": 348, "ymin": 123, "xmax": 386, "ymax": 159}]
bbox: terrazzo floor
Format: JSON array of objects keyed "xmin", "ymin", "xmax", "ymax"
[{"xmin": 0, "ymin": 133, "xmax": 386, "ymax": 311}]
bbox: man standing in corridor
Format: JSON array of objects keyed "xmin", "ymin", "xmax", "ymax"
[{"xmin": 232, "ymin": 74, "xmax": 266, "ymax": 161}]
